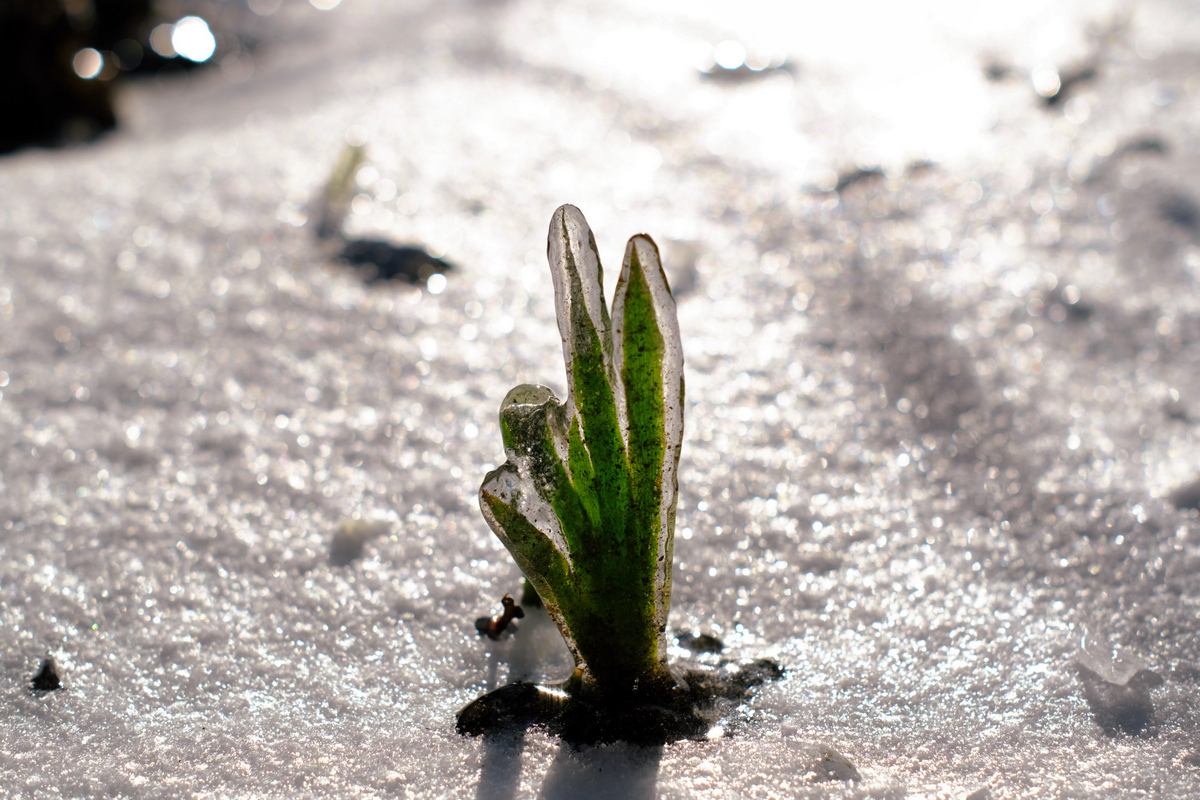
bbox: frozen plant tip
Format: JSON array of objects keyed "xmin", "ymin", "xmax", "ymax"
[{"xmin": 481, "ymin": 205, "xmax": 684, "ymax": 695}]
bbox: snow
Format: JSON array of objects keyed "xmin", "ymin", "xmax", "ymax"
[{"xmin": 3, "ymin": 0, "xmax": 1200, "ymax": 796}]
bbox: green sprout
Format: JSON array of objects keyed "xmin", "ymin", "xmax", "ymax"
[
  {"xmin": 478, "ymin": 204, "xmax": 684, "ymax": 698},
  {"xmin": 459, "ymin": 207, "xmax": 782, "ymax": 743}
]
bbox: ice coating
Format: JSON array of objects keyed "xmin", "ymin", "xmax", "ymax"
[
  {"xmin": 494, "ymin": 383, "xmax": 573, "ymax": 564},
  {"xmin": 548, "ymin": 205, "xmax": 614, "ymax": 396}
]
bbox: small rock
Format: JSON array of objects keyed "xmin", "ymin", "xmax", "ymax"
[
  {"xmin": 804, "ymin": 745, "xmax": 861, "ymax": 783},
  {"xmin": 31, "ymin": 657, "xmax": 62, "ymax": 691},
  {"xmin": 727, "ymin": 658, "xmax": 785, "ymax": 694},
  {"xmin": 1075, "ymin": 648, "xmax": 1163, "ymax": 736},
  {"xmin": 330, "ymin": 517, "xmax": 391, "ymax": 566},
  {"xmin": 676, "ymin": 632, "xmax": 724, "ymax": 654}
]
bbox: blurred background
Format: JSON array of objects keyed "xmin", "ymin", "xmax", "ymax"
[
  {"xmin": 7, "ymin": 0, "xmax": 1193, "ymax": 278},
  {"xmin": 1, "ymin": 0, "xmax": 236, "ymax": 154},
  {"xmin": 4, "ymin": 0, "xmax": 1181, "ymax": 165}
]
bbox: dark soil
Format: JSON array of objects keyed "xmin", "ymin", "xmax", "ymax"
[{"xmin": 456, "ymin": 657, "xmax": 783, "ymax": 746}]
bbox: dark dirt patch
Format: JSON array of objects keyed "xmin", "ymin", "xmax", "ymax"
[
  {"xmin": 457, "ymin": 657, "xmax": 784, "ymax": 746},
  {"xmin": 339, "ymin": 239, "xmax": 453, "ymax": 285}
]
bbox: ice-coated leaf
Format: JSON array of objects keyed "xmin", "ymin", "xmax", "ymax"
[
  {"xmin": 548, "ymin": 206, "xmax": 629, "ymax": 547},
  {"xmin": 611, "ymin": 234, "xmax": 684, "ymax": 650},
  {"xmin": 478, "ymin": 205, "xmax": 685, "ymax": 694}
]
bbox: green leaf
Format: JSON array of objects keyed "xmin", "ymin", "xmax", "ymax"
[{"xmin": 612, "ymin": 234, "xmax": 684, "ymax": 647}]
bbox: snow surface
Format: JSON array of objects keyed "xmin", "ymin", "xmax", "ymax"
[{"xmin": 3, "ymin": 0, "xmax": 1200, "ymax": 797}]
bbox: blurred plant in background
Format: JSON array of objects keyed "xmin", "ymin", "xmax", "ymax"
[{"xmin": 0, "ymin": 0, "xmax": 259, "ymax": 154}]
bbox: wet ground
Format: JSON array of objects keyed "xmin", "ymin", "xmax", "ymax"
[{"xmin": 3, "ymin": 0, "xmax": 1200, "ymax": 797}]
